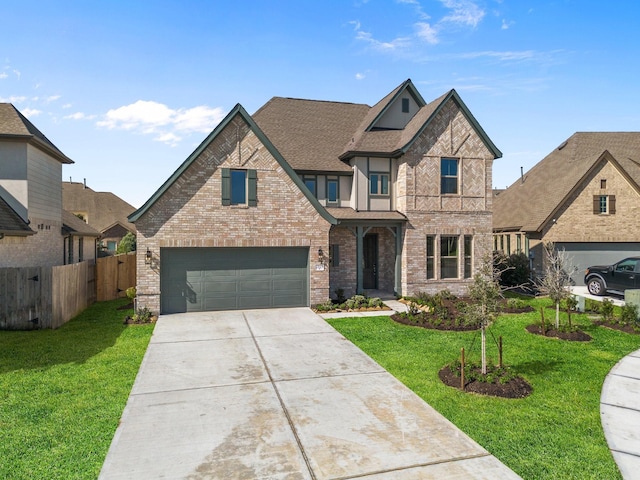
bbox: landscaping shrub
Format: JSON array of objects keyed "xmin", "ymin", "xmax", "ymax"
[{"xmin": 495, "ymin": 252, "xmax": 531, "ymax": 288}]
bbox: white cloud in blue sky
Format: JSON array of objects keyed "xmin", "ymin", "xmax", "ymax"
[{"xmin": 1, "ymin": 0, "xmax": 639, "ymax": 206}]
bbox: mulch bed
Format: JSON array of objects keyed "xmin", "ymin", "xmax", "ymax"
[
  {"xmin": 439, "ymin": 365, "xmax": 533, "ymax": 399},
  {"xmin": 391, "ymin": 312, "xmax": 478, "ymax": 331},
  {"xmin": 123, "ymin": 315, "xmax": 157, "ymax": 325},
  {"xmin": 525, "ymin": 324, "xmax": 592, "ymax": 341},
  {"xmin": 592, "ymin": 320, "xmax": 640, "ymax": 335}
]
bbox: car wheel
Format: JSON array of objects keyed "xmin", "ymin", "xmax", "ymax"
[{"xmin": 587, "ymin": 278, "xmax": 604, "ymax": 296}]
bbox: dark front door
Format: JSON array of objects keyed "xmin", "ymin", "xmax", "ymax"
[{"xmin": 363, "ymin": 234, "xmax": 378, "ymax": 289}]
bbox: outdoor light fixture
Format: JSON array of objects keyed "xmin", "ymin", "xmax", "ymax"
[
  {"xmin": 318, "ymin": 247, "xmax": 324, "ymax": 261},
  {"xmin": 145, "ymin": 249, "xmax": 152, "ymax": 265}
]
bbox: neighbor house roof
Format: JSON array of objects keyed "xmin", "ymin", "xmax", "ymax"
[
  {"xmin": 0, "ymin": 194, "xmax": 35, "ymax": 236},
  {"xmin": 0, "ymin": 103, "xmax": 73, "ymax": 164},
  {"xmin": 62, "ymin": 210, "xmax": 100, "ymax": 237},
  {"xmin": 62, "ymin": 182, "xmax": 136, "ymax": 234},
  {"xmin": 493, "ymin": 132, "xmax": 640, "ymax": 233}
]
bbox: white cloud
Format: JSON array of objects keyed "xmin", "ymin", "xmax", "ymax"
[
  {"xmin": 64, "ymin": 112, "xmax": 96, "ymax": 120},
  {"xmin": 97, "ymin": 100, "xmax": 225, "ymax": 145},
  {"xmin": 355, "ymin": 72, "xmax": 366, "ymax": 80},
  {"xmin": 354, "ymin": 27, "xmax": 412, "ymax": 52},
  {"xmin": 440, "ymin": 0, "xmax": 485, "ymax": 27},
  {"xmin": 45, "ymin": 95, "xmax": 61, "ymax": 103},
  {"xmin": 416, "ymin": 22, "xmax": 439, "ymax": 44},
  {"xmin": 0, "ymin": 72, "xmax": 7, "ymax": 79},
  {"xmin": 22, "ymin": 108, "xmax": 41, "ymax": 118},
  {"xmin": 501, "ymin": 19, "xmax": 514, "ymax": 30},
  {"xmin": 62, "ymin": 103, "xmax": 72, "ymax": 109},
  {"xmin": 0, "ymin": 95, "xmax": 27, "ymax": 103}
]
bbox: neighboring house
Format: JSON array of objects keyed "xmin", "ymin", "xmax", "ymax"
[
  {"xmin": 61, "ymin": 210, "xmax": 100, "ymax": 264},
  {"xmin": 62, "ymin": 181, "xmax": 136, "ymax": 254},
  {"xmin": 493, "ymin": 132, "xmax": 640, "ymax": 284},
  {"xmin": 130, "ymin": 79, "xmax": 501, "ymax": 314},
  {"xmin": 0, "ymin": 103, "xmax": 95, "ymax": 267}
]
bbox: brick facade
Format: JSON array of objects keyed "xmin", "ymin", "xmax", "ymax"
[
  {"xmin": 397, "ymin": 99, "xmax": 495, "ymax": 297},
  {"xmin": 134, "ymin": 115, "xmax": 332, "ymax": 313},
  {"xmin": 0, "ymin": 218, "xmax": 63, "ymax": 267}
]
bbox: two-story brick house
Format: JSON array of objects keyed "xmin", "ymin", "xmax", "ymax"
[
  {"xmin": 130, "ymin": 80, "xmax": 501, "ymax": 314},
  {"xmin": 0, "ymin": 103, "xmax": 99, "ymax": 267},
  {"xmin": 493, "ymin": 132, "xmax": 640, "ymax": 284}
]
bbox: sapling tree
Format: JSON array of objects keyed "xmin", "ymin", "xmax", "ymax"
[
  {"xmin": 464, "ymin": 254, "xmax": 504, "ymax": 375},
  {"xmin": 537, "ymin": 242, "xmax": 578, "ymax": 329}
]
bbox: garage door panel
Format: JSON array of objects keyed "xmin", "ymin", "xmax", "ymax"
[{"xmin": 161, "ymin": 247, "xmax": 309, "ymax": 313}]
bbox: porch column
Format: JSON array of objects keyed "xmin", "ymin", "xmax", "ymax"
[
  {"xmin": 395, "ymin": 223, "xmax": 403, "ymax": 296},
  {"xmin": 356, "ymin": 225, "xmax": 364, "ymax": 294}
]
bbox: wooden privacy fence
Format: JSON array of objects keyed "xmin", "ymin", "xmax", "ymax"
[
  {"xmin": 96, "ymin": 252, "xmax": 136, "ymax": 301},
  {"xmin": 0, "ymin": 261, "xmax": 96, "ymax": 330}
]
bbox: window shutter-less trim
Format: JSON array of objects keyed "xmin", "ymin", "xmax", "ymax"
[
  {"xmin": 248, "ymin": 169, "xmax": 257, "ymax": 206},
  {"xmin": 221, "ymin": 168, "xmax": 231, "ymax": 205},
  {"xmin": 609, "ymin": 195, "xmax": 616, "ymax": 214},
  {"xmin": 593, "ymin": 195, "xmax": 599, "ymax": 214}
]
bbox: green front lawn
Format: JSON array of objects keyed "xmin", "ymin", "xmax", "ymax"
[
  {"xmin": 0, "ymin": 299, "xmax": 153, "ymax": 480},
  {"xmin": 328, "ymin": 296, "xmax": 640, "ymax": 480}
]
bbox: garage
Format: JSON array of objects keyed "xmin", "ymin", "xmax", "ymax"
[
  {"xmin": 553, "ymin": 242, "xmax": 640, "ymax": 286},
  {"xmin": 160, "ymin": 247, "xmax": 309, "ymax": 313}
]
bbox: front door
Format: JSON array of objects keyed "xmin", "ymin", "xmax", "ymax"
[{"xmin": 363, "ymin": 234, "xmax": 378, "ymax": 289}]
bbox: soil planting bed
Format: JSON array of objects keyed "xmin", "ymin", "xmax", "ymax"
[{"xmin": 439, "ymin": 365, "xmax": 532, "ymax": 399}]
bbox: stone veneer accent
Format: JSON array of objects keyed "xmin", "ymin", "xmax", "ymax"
[{"xmin": 134, "ymin": 115, "xmax": 331, "ymax": 314}]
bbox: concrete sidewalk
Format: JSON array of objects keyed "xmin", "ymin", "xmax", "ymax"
[
  {"xmin": 99, "ymin": 308, "xmax": 520, "ymax": 479},
  {"xmin": 601, "ymin": 348, "xmax": 640, "ymax": 479}
]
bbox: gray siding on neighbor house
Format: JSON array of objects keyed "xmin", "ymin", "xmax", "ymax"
[
  {"xmin": 27, "ymin": 144, "xmax": 62, "ymax": 223},
  {"xmin": 0, "ymin": 142, "xmax": 28, "ymax": 219}
]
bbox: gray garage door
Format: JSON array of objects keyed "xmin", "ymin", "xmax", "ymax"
[
  {"xmin": 160, "ymin": 247, "xmax": 309, "ymax": 313},
  {"xmin": 553, "ymin": 242, "xmax": 640, "ymax": 286}
]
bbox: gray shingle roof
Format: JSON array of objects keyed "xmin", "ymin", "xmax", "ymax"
[
  {"xmin": 253, "ymin": 97, "xmax": 368, "ymax": 172},
  {"xmin": 0, "ymin": 195, "xmax": 34, "ymax": 236},
  {"xmin": 62, "ymin": 210, "xmax": 100, "ymax": 237},
  {"xmin": 325, "ymin": 207, "xmax": 407, "ymax": 221},
  {"xmin": 493, "ymin": 132, "xmax": 640, "ymax": 232},
  {"xmin": 0, "ymin": 103, "xmax": 73, "ymax": 164},
  {"xmin": 62, "ymin": 182, "xmax": 136, "ymax": 234}
]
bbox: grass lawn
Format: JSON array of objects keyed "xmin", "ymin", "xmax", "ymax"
[
  {"xmin": 327, "ymin": 296, "xmax": 640, "ymax": 480},
  {"xmin": 0, "ymin": 298, "xmax": 153, "ymax": 480}
]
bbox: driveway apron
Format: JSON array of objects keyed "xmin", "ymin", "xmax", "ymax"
[{"xmin": 99, "ymin": 308, "xmax": 520, "ymax": 479}]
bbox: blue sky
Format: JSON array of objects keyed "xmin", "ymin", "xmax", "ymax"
[{"xmin": 2, "ymin": 0, "xmax": 639, "ymax": 207}]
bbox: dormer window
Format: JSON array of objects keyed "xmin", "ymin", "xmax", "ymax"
[
  {"xmin": 401, "ymin": 98, "xmax": 410, "ymax": 113},
  {"xmin": 370, "ymin": 173, "xmax": 389, "ymax": 196},
  {"xmin": 327, "ymin": 177, "xmax": 339, "ymax": 204},
  {"xmin": 303, "ymin": 175, "xmax": 317, "ymax": 197}
]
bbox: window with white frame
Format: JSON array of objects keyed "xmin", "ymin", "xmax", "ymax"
[
  {"xmin": 440, "ymin": 236, "xmax": 459, "ymax": 279},
  {"xmin": 441, "ymin": 158, "xmax": 459, "ymax": 194},
  {"xmin": 327, "ymin": 177, "xmax": 339, "ymax": 204}
]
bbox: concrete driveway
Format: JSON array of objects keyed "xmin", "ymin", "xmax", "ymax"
[{"xmin": 99, "ymin": 308, "xmax": 520, "ymax": 479}]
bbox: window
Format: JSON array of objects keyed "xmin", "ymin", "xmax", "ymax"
[
  {"xmin": 231, "ymin": 170, "xmax": 247, "ymax": 205},
  {"xmin": 506, "ymin": 235, "xmax": 511, "ymax": 255},
  {"xmin": 67, "ymin": 238, "xmax": 74, "ymax": 264},
  {"xmin": 464, "ymin": 235, "xmax": 472, "ymax": 279},
  {"xmin": 78, "ymin": 237, "xmax": 84, "ymax": 262},
  {"xmin": 440, "ymin": 236, "xmax": 458, "ymax": 279},
  {"xmin": 516, "ymin": 234, "xmax": 522, "ymax": 253},
  {"xmin": 370, "ymin": 173, "xmax": 389, "ymax": 196},
  {"xmin": 327, "ymin": 178, "xmax": 339, "ymax": 204},
  {"xmin": 426, "ymin": 236, "xmax": 435, "ymax": 279},
  {"xmin": 593, "ymin": 195, "xmax": 616, "ymax": 215},
  {"xmin": 107, "ymin": 241, "xmax": 116, "ymax": 252},
  {"xmin": 303, "ymin": 175, "xmax": 317, "ymax": 197},
  {"xmin": 401, "ymin": 98, "xmax": 410, "ymax": 113},
  {"xmin": 329, "ymin": 244, "xmax": 339, "ymax": 266},
  {"xmin": 601, "ymin": 179, "xmax": 607, "ymax": 189},
  {"xmin": 441, "ymin": 158, "xmax": 458, "ymax": 194},
  {"xmin": 222, "ymin": 168, "xmax": 257, "ymax": 206}
]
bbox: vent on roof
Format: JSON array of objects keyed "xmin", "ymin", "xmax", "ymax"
[{"xmin": 557, "ymin": 140, "xmax": 568, "ymax": 150}]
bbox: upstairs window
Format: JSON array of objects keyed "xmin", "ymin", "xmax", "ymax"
[
  {"xmin": 370, "ymin": 173, "xmax": 389, "ymax": 196},
  {"xmin": 327, "ymin": 177, "xmax": 339, "ymax": 204},
  {"xmin": 222, "ymin": 168, "xmax": 257, "ymax": 206},
  {"xmin": 441, "ymin": 158, "xmax": 458, "ymax": 194},
  {"xmin": 593, "ymin": 195, "xmax": 615, "ymax": 215},
  {"xmin": 303, "ymin": 175, "xmax": 317, "ymax": 197}
]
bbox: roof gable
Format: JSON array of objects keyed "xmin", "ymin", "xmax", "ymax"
[
  {"xmin": 366, "ymin": 78, "xmax": 426, "ymax": 131},
  {"xmin": 0, "ymin": 103, "xmax": 73, "ymax": 164},
  {"xmin": 62, "ymin": 182, "xmax": 136, "ymax": 233},
  {"xmin": 493, "ymin": 132, "xmax": 640, "ymax": 232},
  {"xmin": 129, "ymin": 104, "xmax": 337, "ymax": 224},
  {"xmin": 0, "ymin": 193, "xmax": 35, "ymax": 236}
]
